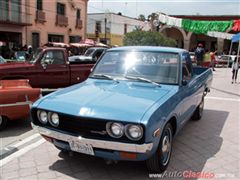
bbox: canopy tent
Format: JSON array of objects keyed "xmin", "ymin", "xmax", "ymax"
[
  {"xmin": 231, "ymin": 32, "xmax": 240, "ymax": 43},
  {"xmin": 232, "ymin": 33, "xmax": 240, "ymax": 58},
  {"xmin": 70, "ymin": 43, "xmax": 92, "ymax": 47},
  {"xmin": 80, "ymin": 39, "xmax": 108, "ymax": 47},
  {"xmin": 230, "ymin": 32, "xmax": 240, "ymax": 79},
  {"xmin": 44, "ymin": 42, "xmax": 70, "ymax": 48},
  {"xmin": 95, "ymin": 42, "xmax": 108, "ymax": 47}
]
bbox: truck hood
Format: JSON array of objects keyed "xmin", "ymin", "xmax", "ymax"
[{"xmin": 36, "ymin": 79, "xmax": 176, "ymax": 123}]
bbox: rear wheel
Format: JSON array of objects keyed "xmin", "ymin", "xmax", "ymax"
[
  {"xmin": 192, "ymin": 97, "xmax": 204, "ymax": 120},
  {"xmin": 0, "ymin": 116, "xmax": 8, "ymax": 131},
  {"xmin": 146, "ymin": 123, "xmax": 173, "ymax": 173}
]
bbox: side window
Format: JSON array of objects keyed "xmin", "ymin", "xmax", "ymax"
[
  {"xmin": 41, "ymin": 51, "xmax": 65, "ymax": 65},
  {"xmin": 94, "ymin": 50, "xmax": 104, "ymax": 60},
  {"xmin": 41, "ymin": 51, "xmax": 53, "ymax": 64},
  {"xmin": 182, "ymin": 53, "xmax": 192, "ymax": 80}
]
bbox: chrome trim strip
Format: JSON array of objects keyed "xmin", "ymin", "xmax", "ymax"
[
  {"xmin": 32, "ymin": 123, "xmax": 153, "ymax": 153},
  {"xmin": 0, "ymin": 101, "xmax": 32, "ymax": 108}
]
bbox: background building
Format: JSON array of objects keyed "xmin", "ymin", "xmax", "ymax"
[
  {"xmin": 0, "ymin": 0, "xmax": 88, "ymax": 54},
  {"xmin": 27, "ymin": 0, "xmax": 88, "ymax": 51},
  {"xmin": 87, "ymin": 13, "xmax": 150, "ymax": 46},
  {"xmin": 0, "ymin": 0, "xmax": 31, "ymax": 56}
]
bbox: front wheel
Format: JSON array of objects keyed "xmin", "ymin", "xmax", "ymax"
[
  {"xmin": 146, "ymin": 123, "xmax": 173, "ymax": 173},
  {"xmin": 0, "ymin": 116, "xmax": 8, "ymax": 131},
  {"xmin": 192, "ymin": 97, "xmax": 204, "ymax": 120}
]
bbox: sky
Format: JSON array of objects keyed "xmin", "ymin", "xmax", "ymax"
[{"xmin": 88, "ymin": 0, "xmax": 240, "ymax": 19}]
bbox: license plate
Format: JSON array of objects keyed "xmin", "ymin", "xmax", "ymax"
[{"xmin": 69, "ymin": 140, "xmax": 94, "ymax": 156}]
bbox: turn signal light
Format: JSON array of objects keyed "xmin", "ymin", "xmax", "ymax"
[{"xmin": 119, "ymin": 152, "xmax": 137, "ymax": 160}]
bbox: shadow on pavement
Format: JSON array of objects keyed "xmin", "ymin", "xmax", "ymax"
[
  {"xmin": 49, "ymin": 109, "xmax": 228, "ymax": 179},
  {"xmin": 210, "ymin": 87, "xmax": 240, "ymax": 98},
  {"xmin": 0, "ymin": 116, "xmax": 32, "ymax": 138}
]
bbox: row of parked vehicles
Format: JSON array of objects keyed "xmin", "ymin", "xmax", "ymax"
[
  {"xmin": 189, "ymin": 52, "xmax": 236, "ymax": 67},
  {"xmin": 0, "ymin": 45, "xmax": 108, "ymax": 130},
  {"xmin": 1, "ymin": 45, "xmax": 213, "ymax": 173}
]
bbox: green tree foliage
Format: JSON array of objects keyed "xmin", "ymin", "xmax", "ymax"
[
  {"xmin": 138, "ymin": 14, "xmax": 146, "ymax": 21},
  {"xmin": 123, "ymin": 30, "xmax": 177, "ymax": 47}
]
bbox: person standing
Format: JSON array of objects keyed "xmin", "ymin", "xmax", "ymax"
[
  {"xmin": 195, "ymin": 43, "xmax": 205, "ymax": 66},
  {"xmin": 203, "ymin": 49, "xmax": 211, "ymax": 67},
  {"xmin": 232, "ymin": 57, "xmax": 239, "ymax": 84},
  {"xmin": 210, "ymin": 50, "xmax": 217, "ymax": 71}
]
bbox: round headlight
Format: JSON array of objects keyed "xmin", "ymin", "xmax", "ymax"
[
  {"xmin": 125, "ymin": 124, "xmax": 143, "ymax": 141},
  {"xmin": 49, "ymin": 113, "xmax": 59, "ymax": 127},
  {"xmin": 106, "ymin": 122, "xmax": 124, "ymax": 138},
  {"xmin": 37, "ymin": 110, "xmax": 47, "ymax": 124}
]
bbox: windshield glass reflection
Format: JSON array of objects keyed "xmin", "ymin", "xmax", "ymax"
[{"xmin": 91, "ymin": 51, "xmax": 179, "ymax": 84}]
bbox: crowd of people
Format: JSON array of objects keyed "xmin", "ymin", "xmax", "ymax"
[
  {"xmin": 193, "ymin": 43, "xmax": 239, "ymax": 84},
  {"xmin": 194, "ymin": 43, "xmax": 217, "ymax": 71},
  {"xmin": 0, "ymin": 44, "xmax": 33, "ymax": 61}
]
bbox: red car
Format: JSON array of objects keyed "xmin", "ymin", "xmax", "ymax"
[
  {"xmin": 0, "ymin": 80, "xmax": 41, "ymax": 130},
  {"xmin": 0, "ymin": 47, "xmax": 95, "ymax": 89}
]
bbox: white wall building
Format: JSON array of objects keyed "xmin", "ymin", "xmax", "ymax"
[{"xmin": 87, "ymin": 13, "xmax": 150, "ymax": 46}]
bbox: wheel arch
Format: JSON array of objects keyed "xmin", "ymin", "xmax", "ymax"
[{"xmin": 167, "ymin": 116, "xmax": 177, "ymax": 137}]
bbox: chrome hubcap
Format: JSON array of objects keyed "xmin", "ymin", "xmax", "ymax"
[
  {"xmin": 161, "ymin": 128, "xmax": 172, "ymax": 166},
  {"xmin": 162, "ymin": 136, "xmax": 170, "ymax": 153}
]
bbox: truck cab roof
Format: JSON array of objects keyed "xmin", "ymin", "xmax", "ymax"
[{"xmin": 108, "ymin": 46, "xmax": 187, "ymax": 54}]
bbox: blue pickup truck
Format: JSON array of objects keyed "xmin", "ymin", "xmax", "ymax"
[{"xmin": 31, "ymin": 46, "xmax": 212, "ymax": 173}]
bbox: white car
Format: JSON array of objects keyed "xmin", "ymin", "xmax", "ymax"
[{"xmin": 217, "ymin": 55, "xmax": 236, "ymax": 67}]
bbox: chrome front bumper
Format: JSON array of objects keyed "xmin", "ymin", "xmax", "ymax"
[{"xmin": 32, "ymin": 123, "xmax": 153, "ymax": 153}]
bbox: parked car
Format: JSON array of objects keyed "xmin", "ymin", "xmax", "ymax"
[
  {"xmin": 69, "ymin": 47, "xmax": 107, "ymax": 63},
  {"xmin": 0, "ymin": 47, "xmax": 96, "ymax": 89},
  {"xmin": 0, "ymin": 79, "xmax": 41, "ymax": 130},
  {"xmin": 31, "ymin": 46, "xmax": 212, "ymax": 173},
  {"xmin": 216, "ymin": 55, "xmax": 236, "ymax": 67},
  {"xmin": 0, "ymin": 56, "xmax": 6, "ymax": 64}
]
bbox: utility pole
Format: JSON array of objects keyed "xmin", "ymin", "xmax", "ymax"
[{"xmin": 104, "ymin": 18, "xmax": 107, "ymax": 44}]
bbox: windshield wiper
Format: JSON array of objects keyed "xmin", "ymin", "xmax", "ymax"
[
  {"xmin": 124, "ymin": 75, "xmax": 161, "ymax": 87},
  {"xmin": 91, "ymin": 74, "xmax": 118, "ymax": 82}
]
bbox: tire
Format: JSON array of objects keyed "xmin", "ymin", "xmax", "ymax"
[
  {"xmin": 192, "ymin": 97, "xmax": 204, "ymax": 121},
  {"xmin": 146, "ymin": 123, "xmax": 173, "ymax": 173},
  {"xmin": 0, "ymin": 116, "xmax": 8, "ymax": 131}
]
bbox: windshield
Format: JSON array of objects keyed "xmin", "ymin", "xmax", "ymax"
[
  {"xmin": 15, "ymin": 51, "xmax": 26, "ymax": 61},
  {"xmin": 30, "ymin": 49, "xmax": 42, "ymax": 63},
  {"xmin": 84, "ymin": 49, "xmax": 95, "ymax": 56},
  {"xmin": 91, "ymin": 51, "xmax": 180, "ymax": 84}
]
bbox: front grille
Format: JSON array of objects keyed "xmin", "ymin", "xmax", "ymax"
[{"xmin": 31, "ymin": 108, "xmax": 145, "ymax": 144}]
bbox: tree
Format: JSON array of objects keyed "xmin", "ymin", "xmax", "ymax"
[
  {"xmin": 123, "ymin": 30, "xmax": 176, "ymax": 47},
  {"xmin": 147, "ymin": 13, "xmax": 158, "ymax": 22},
  {"xmin": 147, "ymin": 13, "xmax": 159, "ymax": 31},
  {"xmin": 138, "ymin": 14, "xmax": 146, "ymax": 21}
]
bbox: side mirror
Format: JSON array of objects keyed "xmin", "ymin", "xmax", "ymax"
[{"xmin": 182, "ymin": 80, "xmax": 188, "ymax": 86}]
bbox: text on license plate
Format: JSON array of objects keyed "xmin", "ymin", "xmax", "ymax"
[{"xmin": 69, "ymin": 141, "xmax": 94, "ymax": 156}]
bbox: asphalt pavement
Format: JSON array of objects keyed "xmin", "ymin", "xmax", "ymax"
[{"xmin": 0, "ymin": 68, "xmax": 239, "ymax": 180}]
